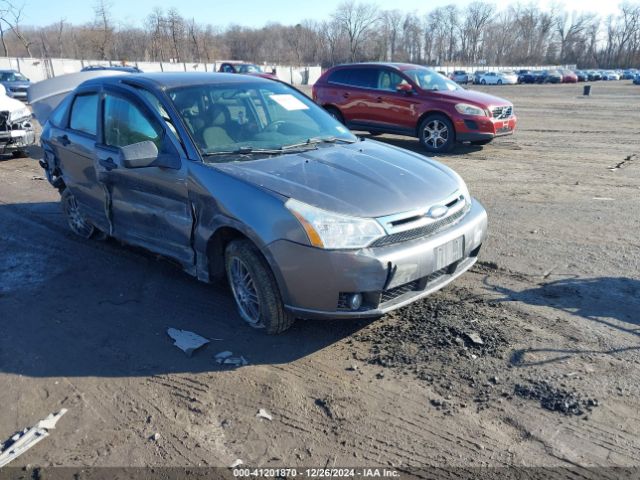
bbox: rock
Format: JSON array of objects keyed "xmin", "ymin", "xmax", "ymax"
[
  {"xmin": 465, "ymin": 332, "xmax": 484, "ymax": 345},
  {"xmin": 150, "ymin": 433, "xmax": 160, "ymax": 442}
]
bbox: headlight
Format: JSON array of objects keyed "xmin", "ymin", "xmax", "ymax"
[
  {"xmin": 455, "ymin": 103, "xmax": 486, "ymax": 116},
  {"xmin": 9, "ymin": 107, "xmax": 30, "ymax": 122},
  {"xmin": 285, "ymin": 198, "xmax": 385, "ymax": 249}
]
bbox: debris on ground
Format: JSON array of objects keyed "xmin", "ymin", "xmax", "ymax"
[
  {"xmin": 166, "ymin": 328, "xmax": 210, "ymax": 357},
  {"xmin": 150, "ymin": 432, "xmax": 161, "ymax": 442},
  {"xmin": 514, "ymin": 380, "xmax": 599, "ymax": 416},
  {"xmin": 465, "ymin": 331, "xmax": 484, "ymax": 345},
  {"xmin": 608, "ymin": 153, "xmax": 636, "ymax": 171},
  {"xmin": 0, "ymin": 409, "xmax": 68, "ymax": 467},
  {"xmin": 230, "ymin": 459, "xmax": 243, "ymax": 468},
  {"xmin": 256, "ymin": 408, "xmax": 273, "ymax": 421},
  {"xmin": 215, "ymin": 351, "xmax": 248, "ymax": 366}
]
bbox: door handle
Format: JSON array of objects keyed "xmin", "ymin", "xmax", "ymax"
[
  {"xmin": 57, "ymin": 135, "xmax": 70, "ymax": 146},
  {"xmin": 99, "ymin": 157, "xmax": 117, "ymax": 171},
  {"xmin": 376, "ymin": 97, "xmax": 383, "ymax": 103},
  {"xmin": 342, "ymin": 92, "xmax": 350, "ymax": 98}
]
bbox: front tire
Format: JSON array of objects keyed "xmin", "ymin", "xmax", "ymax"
[
  {"xmin": 61, "ymin": 189, "xmax": 95, "ymax": 239},
  {"xmin": 481, "ymin": 79, "xmax": 486, "ymax": 85},
  {"xmin": 325, "ymin": 106, "xmax": 345, "ymax": 124},
  {"xmin": 418, "ymin": 114, "xmax": 455, "ymax": 153},
  {"xmin": 225, "ymin": 239, "xmax": 295, "ymax": 334}
]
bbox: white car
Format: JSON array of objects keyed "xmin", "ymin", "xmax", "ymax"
[{"xmin": 479, "ymin": 72, "xmax": 518, "ymax": 85}]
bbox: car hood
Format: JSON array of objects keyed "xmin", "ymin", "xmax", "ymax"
[
  {"xmin": 431, "ymin": 88, "xmax": 512, "ymax": 107},
  {"xmin": 212, "ymin": 140, "xmax": 462, "ymax": 218}
]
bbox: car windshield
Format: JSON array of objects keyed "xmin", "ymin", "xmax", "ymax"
[
  {"xmin": 404, "ymin": 68, "xmax": 460, "ymax": 91},
  {"xmin": 0, "ymin": 71, "xmax": 27, "ymax": 82},
  {"xmin": 238, "ymin": 64, "xmax": 262, "ymax": 74},
  {"xmin": 168, "ymin": 81, "xmax": 357, "ymax": 157}
]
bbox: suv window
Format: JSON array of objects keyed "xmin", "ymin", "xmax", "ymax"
[
  {"xmin": 327, "ymin": 68, "xmax": 377, "ymax": 89},
  {"xmin": 376, "ymin": 70, "xmax": 407, "ymax": 91},
  {"xmin": 103, "ymin": 94, "xmax": 161, "ymax": 148},
  {"xmin": 348, "ymin": 68, "xmax": 377, "ymax": 88},
  {"xmin": 69, "ymin": 93, "xmax": 99, "ymax": 136},
  {"xmin": 327, "ymin": 69, "xmax": 350, "ymax": 85}
]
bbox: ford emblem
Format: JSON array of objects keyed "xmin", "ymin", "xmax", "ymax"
[{"xmin": 427, "ymin": 205, "xmax": 448, "ymax": 219}]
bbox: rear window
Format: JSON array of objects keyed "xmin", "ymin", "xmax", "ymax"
[{"xmin": 69, "ymin": 93, "xmax": 98, "ymax": 136}]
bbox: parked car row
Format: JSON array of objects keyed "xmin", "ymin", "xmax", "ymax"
[{"xmin": 447, "ymin": 68, "xmax": 640, "ymax": 85}]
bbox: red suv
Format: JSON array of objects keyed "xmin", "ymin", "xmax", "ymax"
[{"xmin": 312, "ymin": 63, "xmax": 517, "ymax": 152}]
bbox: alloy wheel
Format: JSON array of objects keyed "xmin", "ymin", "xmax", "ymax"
[
  {"xmin": 423, "ymin": 120, "xmax": 449, "ymax": 150},
  {"xmin": 228, "ymin": 257, "xmax": 262, "ymax": 327},
  {"xmin": 63, "ymin": 192, "xmax": 94, "ymax": 238}
]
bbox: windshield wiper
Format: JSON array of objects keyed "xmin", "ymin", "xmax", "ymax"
[
  {"xmin": 281, "ymin": 136, "xmax": 356, "ymax": 150},
  {"xmin": 202, "ymin": 136, "xmax": 357, "ymax": 157}
]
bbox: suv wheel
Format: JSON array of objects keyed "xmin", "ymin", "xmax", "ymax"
[
  {"xmin": 497, "ymin": 79, "xmax": 503, "ymax": 85},
  {"xmin": 418, "ymin": 114, "xmax": 455, "ymax": 153},
  {"xmin": 325, "ymin": 106, "xmax": 344, "ymax": 124},
  {"xmin": 225, "ymin": 239, "xmax": 295, "ymax": 334},
  {"xmin": 481, "ymin": 79, "xmax": 486, "ymax": 85}
]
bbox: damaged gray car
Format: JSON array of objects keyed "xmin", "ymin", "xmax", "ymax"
[
  {"xmin": 36, "ymin": 72, "xmax": 487, "ymax": 333},
  {"xmin": 0, "ymin": 84, "xmax": 34, "ymax": 157}
]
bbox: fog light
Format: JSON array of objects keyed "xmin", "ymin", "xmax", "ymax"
[{"xmin": 348, "ymin": 293, "xmax": 363, "ymax": 311}]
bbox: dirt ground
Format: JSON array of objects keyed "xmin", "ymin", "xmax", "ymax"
[{"xmin": 0, "ymin": 81, "xmax": 639, "ymax": 476}]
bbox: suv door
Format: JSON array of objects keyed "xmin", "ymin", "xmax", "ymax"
[
  {"xmin": 95, "ymin": 87, "xmax": 194, "ymax": 265},
  {"xmin": 365, "ymin": 68, "xmax": 422, "ymax": 134},
  {"xmin": 325, "ymin": 67, "xmax": 377, "ymax": 126},
  {"xmin": 52, "ymin": 89, "xmax": 110, "ymax": 233}
]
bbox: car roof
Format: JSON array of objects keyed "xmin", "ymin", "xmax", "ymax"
[
  {"xmin": 330, "ymin": 62, "xmax": 432, "ymax": 72},
  {"xmin": 79, "ymin": 72, "xmax": 273, "ymax": 90}
]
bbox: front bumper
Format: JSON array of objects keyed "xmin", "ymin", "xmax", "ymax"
[
  {"xmin": 266, "ymin": 199, "xmax": 488, "ymax": 320},
  {"xmin": 455, "ymin": 114, "xmax": 517, "ymax": 142},
  {"xmin": 0, "ymin": 124, "xmax": 35, "ymax": 151}
]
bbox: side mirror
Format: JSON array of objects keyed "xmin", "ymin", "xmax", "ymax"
[
  {"xmin": 396, "ymin": 83, "xmax": 414, "ymax": 94},
  {"xmin": 120, "ymin": 140, "xmax": 159, "ymax": 168}
]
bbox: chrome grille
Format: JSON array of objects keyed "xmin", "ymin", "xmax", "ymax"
[
  {"xmin": 492, "ymin": 106, "xmax": 513, "ymax": 119},
  {"xmin": 370, "ymin": 207, "xmax": 468, "ymax": 248}
]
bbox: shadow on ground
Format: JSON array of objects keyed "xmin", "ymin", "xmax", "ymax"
[
  {"xmin": 359, "ymin": 133, "xmax": 485, "ymax": 157},
  {"xmin": 0, "ymin": 201, "xmax": 372, "ymax": 379},
  {"xmin": 486, "ymin": 276, "xmax": 640, "ymax": 366}
]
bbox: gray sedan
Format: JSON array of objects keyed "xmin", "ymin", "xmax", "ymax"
[{"xmin": 37, "ymin": 73, "xmax": 487, "ymax": 333}]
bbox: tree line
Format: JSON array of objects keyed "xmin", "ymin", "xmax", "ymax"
[{"xmin": 1, "ymin": 0, "xmax": 640, "ymax": 68}]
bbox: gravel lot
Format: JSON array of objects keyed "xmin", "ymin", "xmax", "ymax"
[{"xmin": 0, "ymin": 81, "xmax": 639, "ymax": 474}]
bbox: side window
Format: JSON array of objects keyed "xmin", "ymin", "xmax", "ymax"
[
  {"xmin": 49, "ymin": 94, "xmax": 73, "ymax": 127},
  {"xmin": 69, "ymin": 93, "xmax": 99, "ymax": 136},
  {"xmin": 376, "ymin": 70, "xmax": 407, "ymax": 91},
  {"xmin": 349, "ymin": 68, "xmax": 377, "ymax": 89},
  {"xmin": 103, "ymin": 95, "xmax": 161, "ymax": 148},
  {"xmin": 327, "ymin": 69, "xmax": 350, "ymax": 85}
]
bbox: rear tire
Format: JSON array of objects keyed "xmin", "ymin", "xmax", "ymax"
[
  {"xmin": 225, "ymin": 239, "xmax": 295, "ymax": 334},
  {"xmin": 61, "ymin": 189, "xmax": 96, "ymax": 239},
  {"xmin": 325, "ymin": 106, "xmax": 345, "ymax": 124},
  {"xmin": 418, "ymin": 114, "xmax": 455, "ymax": 153},
  {"xmin": 481, "ymin": 79, "xmax": 486, "ymax": 85}
]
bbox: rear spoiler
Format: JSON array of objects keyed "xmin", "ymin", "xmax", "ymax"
[{"xmin": 28, "ymin": 71, "xmax": 130, "ymax": 125}]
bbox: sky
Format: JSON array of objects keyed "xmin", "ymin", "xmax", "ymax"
[{"xmin": 21, "ymin": 0, "xmax": 623, "ymax": 27}]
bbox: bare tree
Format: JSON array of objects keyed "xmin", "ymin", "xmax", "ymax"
[
  {"xmin": 92, "ymin": 0, "xmax": 113, "ymax": 60},
  {"xmin": 332, "ymin": 1, "xmax": 379, "ymax": 61}
]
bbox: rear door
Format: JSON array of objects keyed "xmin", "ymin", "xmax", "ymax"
[
  {"xmin": 52, "ymin": 88, "xmax": 110, "ymax": 233},
  {"xmin": 95, "ymin": 86, "xmax": 194, "ymax": 265}
]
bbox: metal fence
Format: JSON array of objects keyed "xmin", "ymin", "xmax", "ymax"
[{"xmin": 0, "ymin": 57, "xmax": 323, "ymax": 86}]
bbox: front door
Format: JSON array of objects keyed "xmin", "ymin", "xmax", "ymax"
[{"xmin": 95, "ymin": 88, "xmax": 194, "ymax": 265}]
